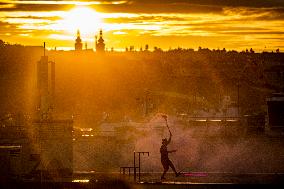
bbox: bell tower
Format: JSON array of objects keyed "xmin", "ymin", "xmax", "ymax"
[
  {"xmin": 95, "ymin": 29, "xmax": 105, "ymax": 53},
  {"xmin": 75, "ymin": 29, "xmax": 82, "ymax": 51}
]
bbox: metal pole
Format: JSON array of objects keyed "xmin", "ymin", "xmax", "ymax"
[
  {"xmin": 133, "ymin": 151, "xmax": 136, "ymax": 182},
  {"xmin": 51, "ymin": 61, "xmax": 55, "ymax": 110},
  {"xmin": 138, "ymin": 153, "xmax": 141, "ymax": 182},
  {"xmin": 237, "ymin": 79, "xmax": 240, "ymax": 117},
  {"xmin": 145, "ymin": 90, "xmax": 148, "ymax": 116},
  {"xmin": 43, "ymin": 42, "xmax": 46, "ymax": 57},
  {"xmin": 136, "ymin": 152, "xmax": 149, "ymax": 182}
]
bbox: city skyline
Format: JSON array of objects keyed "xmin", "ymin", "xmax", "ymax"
[{"xmin": 0, "ymin": 0, "xmax": 284, "ymax": 51}]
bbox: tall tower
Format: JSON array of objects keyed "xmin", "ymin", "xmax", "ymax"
[
  {"xmin": 75, "ymin": 30, "xmax": 82, "ymax": 51},
  {"xmin": 95, "ymin": 29, "xmax": 105, "ymax": 52},
  {"xmin": 37, "ymin": 42, "xmax": 55, "ymax": 119},
  {"xmin": 35, "ymin": 43, "xmax": 73, "ymax": 179}
]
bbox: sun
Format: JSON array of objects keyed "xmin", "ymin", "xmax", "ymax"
[{"xmin": 61, "ymin": 6, "xmax": 102, "ymax": 37}]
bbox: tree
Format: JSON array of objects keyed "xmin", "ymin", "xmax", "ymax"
[
  {"xmin": 145, "ymin": 44, "xmax": 149, "ymax": 51},
  {"xmin": 153, "ymin": 46, "xmax": 162, "ymax": 52},
  {"xmin": 0, "ymin": 40, "xmax": 5, "ymax": 48}
]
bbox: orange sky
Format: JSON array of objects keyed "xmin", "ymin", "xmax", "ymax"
[{"xmin": 0, "ymin": 0, "xmax": 284, "ymax": 51}]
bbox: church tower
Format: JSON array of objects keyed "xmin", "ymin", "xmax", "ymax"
[
  {"xmin": 95, "ymin": 29, "xmax": 105, "ymax": 52},
  {"xmin": 75, "ymin": 30, "xmax": 82, "ymax": 51}
]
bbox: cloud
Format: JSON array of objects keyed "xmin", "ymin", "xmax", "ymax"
[
  {"xmin": 1, "ymin": 0, "xmax": 284, "ymax": 14},
  {"xmin": 130, "ymin": 0, "xmax": 284, "ymax": 8},
  {"xmin": 4, "ymin": 15, "xmax": 60, "ymax": 21},
  {"xmin": 0, "ymin": 19, "xmax": 62, "ymax": 38},
  {"xmin": 0, "ymin": 3, "xmax": 73, "ymax": 12},
  {"xmin": 0, "ymin": 1, "xmax": 284, "ymax": 50},
  {"xmin": 0, "ymin": 20, "xmax": 19, "ymax": 33},
  {"xmin": 221, "ymin": 31, "xmax": 284, "ymax": 35}
]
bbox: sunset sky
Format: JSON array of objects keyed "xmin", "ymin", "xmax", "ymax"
[{"xmin": 0, "ymin": 0, "xmax": 284, "ymax": 51}]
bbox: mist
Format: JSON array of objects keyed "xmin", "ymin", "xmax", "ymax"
[
  {"xmin": 73, "ymin": 114, "xmax": 284, "ymax": 174},
  {"xmin": 132, "ymin": 115, "xmax": 284, "ymax": 173}
]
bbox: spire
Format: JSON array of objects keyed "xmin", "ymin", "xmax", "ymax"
[
  {"xmin": 77, "ymin": 29, "xmax": 80, "ymax": 38},
  {"xmin": 76, "ymin": 29, "xmax": 82, "ymax": 43},
  {"xmin": 98, "ymin": 29, "xmax": 104, "ymax": 43},
  {"xmin": 96, "ymin": 29, "xmax": 105, "ymax": 52},
  {"xmin": 75, "ymin": 29, "xmax": 82, "ymax": 51}
]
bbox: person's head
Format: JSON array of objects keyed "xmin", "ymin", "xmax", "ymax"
[{"xmin": 162, "ymin": 138, "xmax": 167, "ymax": 145}]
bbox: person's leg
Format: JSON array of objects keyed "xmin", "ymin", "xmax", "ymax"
[
  {"xmin": 161, "ymin": 165, "xmax": 169, "ymax": 179},
  {"xmin": 169, "ymin": 160, "xmax": 179, "ymax": 176}
]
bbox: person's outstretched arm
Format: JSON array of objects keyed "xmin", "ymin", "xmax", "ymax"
[{"xmin": 167, "ymin": 131, "xmax": 172, "ymax": 144}]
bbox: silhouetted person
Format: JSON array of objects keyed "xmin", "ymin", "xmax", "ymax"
[{"xmin": 160, "ymin": 131, "xmax": 179, "ymax": 180}]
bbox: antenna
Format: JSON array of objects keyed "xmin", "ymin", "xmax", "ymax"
[{"xmin": 44, "ymin": 42, "xmax": 46, "ymax": 56}]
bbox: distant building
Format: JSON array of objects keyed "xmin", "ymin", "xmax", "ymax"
[
  {"xmin": 266, "ymin": 93, "xmax": 284, "ymax": 135},
  {"xmin": 264, "ymin": 65, "xmax": 284, "ymax": 90},
  {"xmin": 95, "ymin": 29, "xmax": 105, "ymax": 53},
  {"xmin": 75, "ymin": 30, "xmax": 82, "ymax": 51}
]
